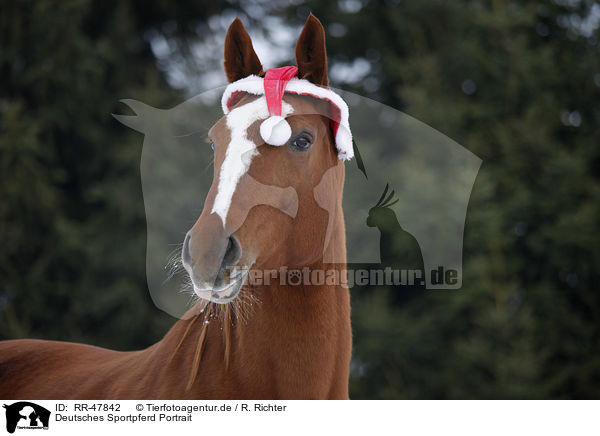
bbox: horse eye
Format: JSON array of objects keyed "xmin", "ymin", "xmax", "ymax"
[
  {"xmin": 290, "ymin": 135, "xmax": 313, "ymax": 150},
  {"xmin": 209, "ymin": 140, "xmax": 215, "ymax": 152}
]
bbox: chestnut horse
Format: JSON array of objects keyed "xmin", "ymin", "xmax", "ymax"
[{"xmin": 0, "ymin": 15, "xmax": 352, "ymax": 399}]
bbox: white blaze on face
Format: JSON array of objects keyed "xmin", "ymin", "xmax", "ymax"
[{"xmin": 211, "ymin": 96, "xmax": 293, "ymax": 227}]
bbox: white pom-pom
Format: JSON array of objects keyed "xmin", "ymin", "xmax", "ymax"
[{"xmin": 260, "ymin": 116, "xmax": 292, "ymax": 146}]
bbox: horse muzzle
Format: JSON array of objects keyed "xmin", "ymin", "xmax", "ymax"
[{"xmin": 182, "ymin": 213, "xmax": 248, "ymax": 303}]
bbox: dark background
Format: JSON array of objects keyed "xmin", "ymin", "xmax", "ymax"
[{"xmin": 1, "ymin": 0, "xmax": 599, "ymax": 398}]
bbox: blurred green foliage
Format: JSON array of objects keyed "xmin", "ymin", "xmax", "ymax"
[{"xmin": 1, "ymin": 0, "xmax": 599, "ymax": 398}]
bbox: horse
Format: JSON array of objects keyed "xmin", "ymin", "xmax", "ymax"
[{"xmin": 0, "ymin": 14, "xmax": 353, "ymax": 400}]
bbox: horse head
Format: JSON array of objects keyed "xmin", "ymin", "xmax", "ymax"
[{"xmin": 182, "ymin": 15, "xmax": 353, "ymax": 303}]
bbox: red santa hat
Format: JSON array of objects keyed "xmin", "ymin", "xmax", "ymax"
[{"xmin": 221, "ymin": 66, "xmax": 354, "ymax": 161}]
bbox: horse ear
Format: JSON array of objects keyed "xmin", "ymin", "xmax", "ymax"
[
  {"xmin": 295, "ymin": 13, "xmax": 328, "ymax": 87},
  {"xmin": 224, "ymin": 18, "xmax": 263, "ymax": 83}
]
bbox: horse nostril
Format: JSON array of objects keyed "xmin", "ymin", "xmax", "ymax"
[
  {"xmin": 212, "ymin": 235, "xmax": 242, "ymax": 288},
  {"xmin": 221, "ymin": 235, "xmax": 241, "ymax": 270},
  {"xmin": 182, "ymin": 232, "xmax": 192, "ymax": 268}
]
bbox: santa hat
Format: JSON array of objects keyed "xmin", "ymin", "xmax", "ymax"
[{"xmin": 221, "ymin": 66, "xmax": 354, "ymax": 161}]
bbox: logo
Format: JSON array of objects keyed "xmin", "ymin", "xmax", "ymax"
[
  {"xmin": 3, "ymin": 402, "xmax": 50, "ymax": 434},
  {"xmin": 114, "ymin": 68, "xmax": 482, "ymax": 316}
]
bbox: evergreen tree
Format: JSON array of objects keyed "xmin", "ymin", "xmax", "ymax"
[
  {"xmin": 286, "ymin": 0, "xmax": 600, "ymax": 398},
  {"xmin": 0, "ymin": 0, "xmax": 228, "ymax": 348}
]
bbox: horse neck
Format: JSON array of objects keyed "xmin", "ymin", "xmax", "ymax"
[{"xmin": 149, "ymin": 207, "xmax": 351, "ymax": 398}]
